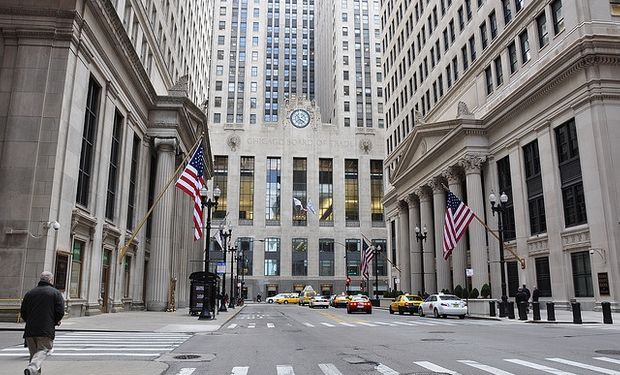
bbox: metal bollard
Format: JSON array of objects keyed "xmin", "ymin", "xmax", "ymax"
[
  {"xmin": 547, "ymin": 302, "xmax": 555, "ymax": 321},
  {"xmin": 518, "ymin": 302, "xmax": 528, "ymax": 320},
  {"xmin": 532, "ymin": 302, "xmax": 541, "ymax": 321},
  {"xmin": 489, "ymin": 301, "xmax": 496, "ymax": 317},
  {"xmin": 602, "ymin": 302, "xmax": 613, "ymax": 324},
  {"xmin": 571, "ymin": 302, "xmax": 582, "ymax": 324},
  {"xmin": 507, "ymin": 301, "xmax": 515, "ymax": 319}
]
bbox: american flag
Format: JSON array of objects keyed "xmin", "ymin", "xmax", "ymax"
[
  {"xmin": 175, "ymin": 144, "xmax": 205, "ymax": 240},
  {"xmin": 361, "ymin": 238, "xmax": 376, "ymax": 279},
  {"xmin": 443, "ymin": 191, "xmax": 474, "ymax": 259}
]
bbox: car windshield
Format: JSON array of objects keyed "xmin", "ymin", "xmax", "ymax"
[
  {"xmin": 405, "ymin": 295, "xmax": 423, "ymax": 301},
  {"xmin": 439, "ymin": 295, "xmax": 460, "ymax": 301},
  {"xmin": 351, "ymin": 296, "xmax": 369, "ymax": 301}
]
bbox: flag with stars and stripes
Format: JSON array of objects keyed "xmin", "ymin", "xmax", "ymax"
[
  {"xmin": 443, "ymin": 191, "xmax": 474, "ymax": 259},
  {"xmin": 361, "ymin": 238, "xmax": 375, "ymax": 279},
  {"xmin": 175, "ymin": 144, "xmax": 205, "ymax": 240}
]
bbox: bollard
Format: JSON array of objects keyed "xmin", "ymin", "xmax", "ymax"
[
  {"xmin": 571, "ymin": 302, "xmax": 582, "ymax": 324},
  {"xmin": 547, "ymin": 302, "xmax": 555, "ymax": 321},
  {"xmin": 507, "ymin": 301, "xmax": 515, "ymax": 319},
  {"xmin": 602, "ymin": 302, "xmax": 613, "ymax": 324},
  {"xmin": 532, "ymin": 302, "xmax": 541, "ymax": 321},
  {"xmin": 489, "ymin": 301, "xmax": 496, "ymax": 317},
  {"xmin": 518, "ymin": 302, "xmax": 528, "ymax": 320}
]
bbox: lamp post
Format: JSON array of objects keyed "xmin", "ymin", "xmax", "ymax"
[
  {"xmin": 198, "ymin": 185, "xmax": 221, "ymax": 320},
  {"xmin": 415, "ymin": 225, "xmax": 428, "ymax": 294},
  {"xmin": 490, "ymin": 191, "xmax": 509, "ymax": 318},
  {"xmin": 374, "ymin": 245, "xmax": 381, "ymax": 306},
  {"xmin": 219, "ymin": 226, "xmax": 232, "ymax": 312},
  {"xmin": 228, "ymin": 244, "xmax": 237, "ymax": 308}
]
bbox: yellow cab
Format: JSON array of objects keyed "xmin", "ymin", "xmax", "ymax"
[
  {"xmin": 275, "ymin": 293, "xmax": 300, "ymax": 304},
  {"xmin": 389, "ymin": 294, "xmax": 424, "ymax": 315},
  {"xmin": 298, "ymin": 285, "xmax": 317, "ymax": 306}
]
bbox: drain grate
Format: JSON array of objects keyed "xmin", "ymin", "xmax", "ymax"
[
  {"xmin": 595, "ymin": 350, "xmax": 620, "ymax": 356},
  {"xmin": 421, "ymin": 338, "xmax": 445, "ymax": 342},
  {"xmin": 428, "ymin": 331, "xmax": 454, "ymax": 334},
  {"xmin": 174, "ymin": 354, "xmax": 201, "ymax": 360}
]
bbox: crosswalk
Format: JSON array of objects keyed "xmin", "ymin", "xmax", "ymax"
[
  {"xmin": 0, "ymin": 332, "xmax": 190, "ymax": 358},
  {"xmin": 174, "ymin": 357, "xmax": 620, "ymax": 374},
  {"xmin": 227, "ymin": 318, "xmax": 495, "ymax": 330}
]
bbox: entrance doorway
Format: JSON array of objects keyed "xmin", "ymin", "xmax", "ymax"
[{"xmin": 100, "ymin": 250, "xmax": 112, "ymax": 313}]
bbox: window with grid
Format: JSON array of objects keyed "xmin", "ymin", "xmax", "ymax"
[
  {"xmin": 292, "ymin": 238, "xmax": 308, "ymax": 276},
  {"xmin": 239, "ymin": 156, "xmax": 255, "ymax": 221},
  {"xmin": 319, "ymin": 159, "xmax": 334, "ymax": 224},
  {"xmin": 497, "ymin": 156, "xmax": 516, "ymax": 241},
  {"xmin": 535, "ymin": 257, "xmax": 552, "ymax": 297},
  {"xmin": 213, "ymin": 156, "xmax": 228, "ymax": 219},
  {"xmin": 264, "ymin": 238, "xmax": 280, "ymax": 276},
  {"xmin": 76, "ymin": 77, "xmax": 101, "ymax": 207},
  {"xmin": 293, "ymin": 158, "xmax": 308, "ymax": 225},
  {"xmin": 105, "ymin": 110, "xmax": 123, "ymax": 220},
  {"xmin": 519, "ymin": 30, "xmax": 530, "ymax": 63},
  {"xmin": 372, "ymin": 239, "xmax": 388, "ymax": 276},
  {"xmin": 319, "ymin": 239, "xmax": 335, "ymax": 276},
  {"xmin": 523, "ymin": 140, "xmax": 547, "ymax": 234},
  {"xmin": 508, "ymin": 41, "xmax": 518, "ymax": 74},
  {"xmin": 126, "ymin": 135, "xmax": 140, "ymax": 230},
  {"xmin": 502, "ymin": 0, "xmax": 512, "ymax": 25},
  {"xmin": 345, "ymin": 159, "xmax": 360, "ymax": 223},
  {"xmin": 370, "ymin": 160, "xmax": 384, "ymax": 223},
  {"xmin": 265, "ymin": 157, "xmax": 281, "ymax": 223},
  {"xmin": 239, "ymin": 238, "xmax": 253, "ymax": 276},
  {"xmin": 536, "ymin": 11, "xmax": 548, "ymax": 49},
  {"xmin": 551, "ymin": 0, "xmax": 564, "ymax": 34},
  {"xmin": 346, "ymin": 239, "xmax": 361, "ymax": 276},
  {"xmin": 571, "ymin": 251, "xmax": 593, "ymax": 297},
  {"xmin": 555, "ymin": 119, "xmax": 587, "ymax": 227}
]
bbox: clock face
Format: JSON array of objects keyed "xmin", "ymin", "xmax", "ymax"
[{"xmin": 290, "ymin": 109, "xmax": 311, "ymax": 128}]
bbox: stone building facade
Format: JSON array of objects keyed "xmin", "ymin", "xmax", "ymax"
[
  {"xmin": 0, "ymin": 0, "xmax": 214, "ymax": 316},
  {"xmin": 381, "ymin": 0, "xmax": 620, "ymax": 309}
]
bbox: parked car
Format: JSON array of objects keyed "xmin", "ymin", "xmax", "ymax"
[
  {"xmin": 346, "ymin": 295, "xmax": 372, "ymax": 314},
  {"xmin": 331, "ymin": 294, "xmax": 349, "ymax": 308},
  {"xmin": 299, "ymin": 289, "xmax": 317, "ymax": 306},
  {"xmin": 309, "ymin": 295, "xmax": 330, "ymax": 308},
  {"xmin": 276, "ymin": 293, "xmax": 300, "ymax": 304},
  {"xmin": 389, "ymin": 294, "xmax": 424, "ymax": 315},
  {"xmin": 266, "ymin": 293, "xmax": 288, "ymax": 304},
  {"xmin": 419, "ymin": 293, "xmax": 467, "ymax": 319}
]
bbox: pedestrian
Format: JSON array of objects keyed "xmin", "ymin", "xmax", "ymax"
[
  {"xmin": 20, "ymin": 271, "xmax": 64, "ymax": 375},
  {"xmin": 522, "ymin": 284, "xmax": 531, "ymax": 313},
  {"xmin": 256, "ymin": 293, "xmax": 262, "ymax": 303},
  {"xmin": 532, "ymin": 286, "xmax": 540, "ymax": 302}
]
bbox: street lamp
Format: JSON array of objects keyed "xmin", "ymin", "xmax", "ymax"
[
  {"xmin": 490, "ymin": 191, "xmax": 509, "ymax": 318},
  {"xmin": 228, "ymin": 244, "xmax": 237, "ymax": 309},
  {"xmin": 416, "ymin": 226, "xmax": 428, "ymax": 295},
  {"xmin": 198, "ymin": 185, "xmax": 221, "ymax": 320},
  {"xmin": 219, "ymin": 226, "xmax": 232, "ymax": 312},
  {"xmin": 374, "ymin": 245, "xmax": 382, "ymax": 306}
]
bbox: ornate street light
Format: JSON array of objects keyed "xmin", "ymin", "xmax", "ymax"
[
  {"xmin": 490, "ymin": 191, "xmax": 509, "ymax": 318},
  {"xmin": 219, "ymin": 226, "xmax": 232, "ymax": 312},
  {"xmin": 198, "ymin": 185, "xmax": 221, "ymax": 320}
]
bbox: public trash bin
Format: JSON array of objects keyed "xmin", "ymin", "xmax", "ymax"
[{"xmin": 189, "ymin": 271, "xmax": 219, "ymax": 316}]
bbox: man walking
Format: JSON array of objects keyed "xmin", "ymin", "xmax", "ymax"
[{"xmin": 20, "ymin": 271, "xmax": 65, "ymax": 375}]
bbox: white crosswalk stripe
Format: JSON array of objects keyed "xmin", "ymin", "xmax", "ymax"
[
  {"xmin": 356, "ymin": 322, "xmax": 378, "ymax": 327},
  {"xmin": 176, "ymin": 369, "xmax": 196, "ymax": 375},
  {"xmin": 373, "ymin": 321, "xmax": 397, "ymax": 326},
  {"xmin": 320, "ymin": 322, "xmax": 336, "ymax": 327},
  {"xmin": 339, "ymin": 322, "xmax": 356, "ymax": 327},
  {"xmin": 231, "ymin": 366, "xmax": 249, "ymax": 375},
  {"xmin": 228, "ymin": 323, "xmax": 238, "ymax": 329},
  {"xmin": 504, "ymin": 358, "xmax": 577, "ymax": 374},
  {"xmin": 413, "ymin": 361, "xmax": 461, "ymax": 374},
  {"xmin": 546, "ymin": 357, "xmax": 620, "ymax": 375},
  {"xmin": 375, "ymin": 363, "xmax": 399, "ymax": 374},
  {"xmin": 595, "ymin": 356, "xmax": 620, "ymax": 365},
  {"xmin": 304, "ymin": 322, "xmax": 315, "ymax": 327},
  {"xmin": 458, "ymin": 360, "xmax": 515, "ymax": 375},
  {"xmin": 267, "ymin": 323, "xmax": 275, "ymax": 328},
  {"xmin": 318, "ymin": 363, "xmax": 344, "ymax": 375},
  {"xmin": 0, "ymin": 332, "xmax": 190, "ymax": 358},
  {"xmin": 276, "ymin": 365, "xmax": 295, "ymax": 375}
]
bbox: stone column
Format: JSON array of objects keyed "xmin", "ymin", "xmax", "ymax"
[
  {"xmin": 406, "ymin": 194, "xmax": 422, "ymax": 294},
  {"xmin": 443, "ymin": 167, "xmax": 467, "ymax": 289},
  {"xmin": 460, "ymin": 154, "xmax": 488, "ymax": 291},
  {"xmin": 397, "ymin": 201, "xmax": 411, "ymax": 292},
  {"xmin": 430, "ymin": 177, "xmax": 450, "ymax": 292},
  {"xmin": 419, "ymin": 187, "xmax": 436, "ymax": 294},
  {"xmin": 146, "ymin": 138, "xmax": 177, "ymax": 311}
]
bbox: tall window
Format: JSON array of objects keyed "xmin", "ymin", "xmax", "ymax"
[
  {"xmin": 70, "ymin": 240, "xmax": 84, "ymax": 298},
  {"xmin": 239, "ymin": 237, "xmax": 253, "ymax": 276},
  {"xmin": 319, "ymin": 159, "xmax": 334, "ymax": 224},
  {"xmin": 519, "ymin": 30, "xmax": 530, "ymax": 63},
  {"xmin": 344, "ymin": 159, "xmax": 359, "ymax": 224},
  {"xmin": 535, "ymin": 257, "xmax": 552, "ymax": 297},
  {"xmin": 489, "ymin": 11, "xmax": 498, "ymax": 40},
  {"xmin": 123, "ymin": 256, "xmax": 131, "ymax": 298},
  {"xmin": 213, "ymin": 156, "xmax": 228, "ymax": 219},
  {"xmin": 264, "ymin": 238, "xmax": 280, "ymax": 276},
  {"xmin": 76, "ymin": 77, "xmax": 101, "ymax": 207},
  {"xmin": 480, "ymin": 21, "xmax": 488, "ymax": 49},
  {"xmin": 239, "ymin": 157, "xmax": 255, "ymax": 221},
  {"xmin": 373, "ymin": 239, "xmax": 387, "ymax": 276},
  {"xmin": 126, "ymin": 135, "xmax": 140, "ymax": 229},
  {"xmin": 391, "ymin": 220, "xmax": 397, "ymax": 267},
  {"xmin": 346, "ymin": 239, "xmax": 360, "ymax": 276},
  {"xmin": 523, "ymin": 141, "xmax": 547, "ymax": 234},
  {"xmin": 571, "ymin": 251, "xmax": 593, "ymax": 297},
  {"xmin": 105, "ymin": 110, "xmax": 123, "ymax": 220},
  {"xmin": 485, "ymin": 66, "xmax": 493, "ymax": 95},
  {"xmin": 265, "ymin": 157, "xmax": 281, "ymax": 223},
  {"xmin": 508, "ymin": 42, "xmax": 518, "ymax": 74},
  {"xmin": 319, "ymin": 239, "xmax": 334, "ymax": 276},
  {"xmin": 555, "ymin": 119, "xmax": 586, "ymax": 227},
  {"xmin": 494, "ymin": 56, "xmax": 503, "ymax": 86},
  {"xmin": 292, "ymin": 238, "xmax": 308, "ymax": 276},
  {"xmin": 293, "ymin": 158, "xmax": 308, "ymax": 225},
  {"xmin": 502, "ymin": 0, "xmax": 512, "ymax": 25},
  {"xmin": 551, "ymin": 0, "xmax": 564, "ymax": 35},
  {"xmin": 536, "ymin": 11, "xmax": 548, "ymax": 49},
  {"xmin": 497, "ymin": 156, "xmax": 516, "ymax": 241},
  {"xmin": 370, "ymin": 160, "xmax": 384, "ymax": 224}
]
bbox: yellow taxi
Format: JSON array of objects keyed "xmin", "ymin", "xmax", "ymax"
[
  {"xmin": 275, "ymin": 293, "xmax": 300, "ymax": 304},
  {"xmin": 331, "ymin": 294, "xmax": 350, "ymax": 308},
  {"xmin": 389, "ymin": 294, "xmax": 424, "ymax": 315}
]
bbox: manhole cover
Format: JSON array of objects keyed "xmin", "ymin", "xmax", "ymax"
[
  {"xmin": 595, "ymin": 350, "xmax": 620, "ymax": 356},
  {"xmin": 421, "ymin": 338, "xmax": 445, "ymax": 342},
  {"xmin": 174, "ymin": 354, "xmax": 201, "ymax": 360}
]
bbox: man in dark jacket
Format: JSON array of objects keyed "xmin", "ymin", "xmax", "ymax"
[{"xmin": 21, "ymin": 271, "xmax": 64, "ymax": 375}]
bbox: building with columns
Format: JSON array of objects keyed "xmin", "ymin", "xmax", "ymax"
[
  {"xmin": 0, "ymin": 0, "xmax": 215, "ymax": 316},
  {"xmin": 381, "ymin": 0, "xmax": 620, "ymax": 309}
]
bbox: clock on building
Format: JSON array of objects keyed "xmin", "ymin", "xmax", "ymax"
[{"xmin": 289, "ymin": 108, "xmax": 310, "ymax": 128}]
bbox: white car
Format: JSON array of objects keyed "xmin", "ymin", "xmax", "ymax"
[
  {"xmin": 309, "ymin": 295, "xmax": 330, "ymax": 309},
  {"xmin": 419, "ymin": 294, "xmax": 467, "ymax": 319},
  {"xmin": 266, "ymin": 293, "xmax": 288, "ymax": 304}
]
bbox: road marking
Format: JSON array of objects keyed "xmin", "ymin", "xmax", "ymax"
[
  {"xmin": 339, "ymin": 322, "xmax": 356, "ymax": 327},
  {"xmin": 3, "ymin": 347, "xmax": 169, "ymax": 351},
  {"xmin": 458, "ymin": 360, "xmax": 515, "ymax": 375},
  {"xmin": 393, "ymin": 321, "xmax": 418, "ymax": 326},
  {"xmin": 373, "ymin": 321, "xmax": 397, "ymax": 326},
  {"xmin": 375, "ymin": 363, "xmax": 400, "ymax": 374},
  {"xmin": 318, "ymin": 363, "xmax": 344, "ymax": 375},
  {"xmin": 276, "ymin": 365, "xmax": 295, "ymax": 375},
  {"xmin": 267, "ymin": 323, "xmax": 275, "ymax": 328},
  {"xmin": 0, "ymin": 352, "xmax": 159, "ymax": 357},
  {"xmin": 175, "ymin": 369, "xmax": 196, "ymax": 375},
  {"xmin": 320, "ymin": 322, "xmax": 336, "ymax": 327},
  {"xmin": 546, "ymin": 357, "xmax": 620, "ymax": 375},
  {"xmin": 355, "ymin": 322, "xmax": 377, "ymax": 327},
  {"xmin": 248, "ymin": 323, "xmax": 255, "ymax": 328},
  {"xmin": 411, "ymin": 320, "xmax": 436, "ymax": 326},
  {"xmin": 595, "ymin": 357, "xmax": 620, "ymax": 365},
  {"xmin": 413, "ymin": 361, "xmax": 461, "ymax": 375},
  {"xmin": 227, "ymin": 324, "xmax": 238, "ymax": 329},
  {"xmin": 504, "ymin": 359, "xmax": 577, "ymax": 374},
  {"xmin": 304, "ymin": 322, "xmax": 315, "ymax": 327},
  {"xmin": 231, "ymin": 366, "xmax": 249, "ymax": 375},
  {"xmin": 427, "ymin": 320, "xmax": 456, "ymax": 326}
]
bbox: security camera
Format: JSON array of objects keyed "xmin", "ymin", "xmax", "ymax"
[
  {"xmin": 589, "ymin": 249, "xmax": 594, "ymax": 255},
  {"xmin": 51, "ymin": 221, "xmax": 60, "ymax": 231}
]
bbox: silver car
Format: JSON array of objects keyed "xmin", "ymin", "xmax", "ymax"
[
  {"xmin": 309, "ymin": 295, "xmax": 330, "ymax": 309},
  {"xmin": 419, "ymin": 294, "xmax": 467, "ymax": 319}
]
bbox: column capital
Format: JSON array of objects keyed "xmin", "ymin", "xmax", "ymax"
[
  {"xmin": 427, "ymin": 177, "xmax": 445, "ymax": 194},
  {"xmin": 154, "ymin": 137, "xmax": 177, "ymax": 152},
  {"xmin": 415, "ymin": 186, "xmax": 432, "ymax": 202},
  {"xmin": 459, "ymin": 153, "xmax": 487, "ymax": 175},
  {"xmin": 398, "ymin": 200, "xmax": 408, "ymax": 214},
  {"xmin": 442, "ymin": 166, "xmax": 462, "ymax": 185},
  {"xmin": 404, "ymin": 194, "xmax": 418, "ymax": 208}
]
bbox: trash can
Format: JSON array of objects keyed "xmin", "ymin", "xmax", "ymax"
[{"xmin": 189, "ymin": 271, "xmax": 219, "ymax": 316}]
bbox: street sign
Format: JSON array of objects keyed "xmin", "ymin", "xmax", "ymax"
[
  {"xmin": 466, "ymin": 268, "xmax": 474, "ymax": 277},
  {"xmin": 216, "ymin": 262, "xmax": 226, "ymax": 274}
]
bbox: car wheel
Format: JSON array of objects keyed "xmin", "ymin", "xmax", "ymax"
[
  {"xmin": 459, "ymin": 315, "xmax": 465, "ymax": 319},
  {"xmin": 284, "ymin": 300, "xmax": 288, "ymax": 304},
  {"xmin": 389, "ymin": 306, "xmax": 394, "ymax": 314},
  {"xmin": 419, "ymin": 307, "xmax": 425, "ymax": 317},
  {"xmin": 442, "ymin": 314, "xmax": 447, "ymax": 319},
  {"xmin": 268, "ymin": 300, "xmax": 273, "ymax": 304},
  {"xmin": 398, "ymin": 306, "xmax": 404, "ymax": 315},
  {"xmin": 433, "ymin": 308, "xmax": 440, "ymax": 318}
]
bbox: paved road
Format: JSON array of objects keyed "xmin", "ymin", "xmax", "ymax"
[{"xmin": 162, "ymin": 304, "xmax": 620, "ymax": 375}]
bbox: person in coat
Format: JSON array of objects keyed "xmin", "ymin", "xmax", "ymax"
[
  {"xmin": 20, "ymin": 271, "xmax": 64, "ymax": 375},
  {"xmin": 532, "ymin": 286, "xmax": 541, "ymax": 302}
]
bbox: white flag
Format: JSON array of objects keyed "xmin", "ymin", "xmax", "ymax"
[
  {"xmin": 293, "ymin": 197, "xmax": 304, "ymax": 211},
  {"xmin": 306, "ymin": 198, "xmax": 316, "ymax": 215}
]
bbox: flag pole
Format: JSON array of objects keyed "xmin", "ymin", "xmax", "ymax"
[{"xmin": 118, "ymin": 134, "xmax": 205, "ymax": 263}]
